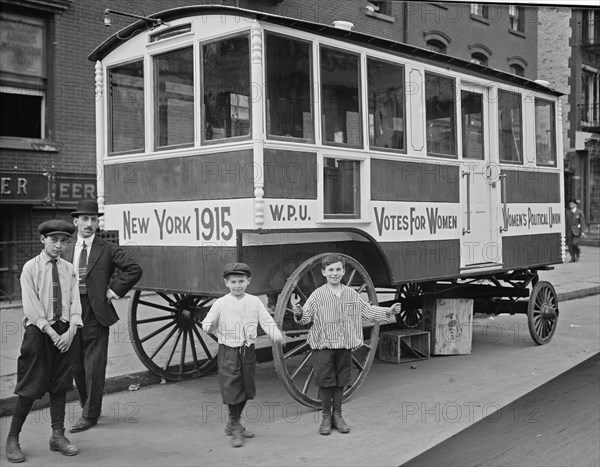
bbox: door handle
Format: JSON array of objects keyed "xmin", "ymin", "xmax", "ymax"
[
  {"xmin": 499, "ymin": 173, "xmax": 508, "ymax": 232},
  {"xmin": 462, "ymin": 170, "xmax": 471, "ymax": 235}
]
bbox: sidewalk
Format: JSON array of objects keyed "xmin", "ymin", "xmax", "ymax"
[{"xmin": 1, "ymin": 246, "xmax": 598, "ymax": 417}]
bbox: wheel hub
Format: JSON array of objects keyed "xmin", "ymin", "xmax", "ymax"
[{"xmin": 540, "ymin": 305, "xmax": 557, "ymax": 319}]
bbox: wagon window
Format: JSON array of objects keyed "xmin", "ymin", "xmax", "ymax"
[
  {"xmin": 461, "ymin": 91, "xmax": 484, "ymax": 160},
  {"xmin": 425, "ymin": 73, "xmax": 456, "ymax": 157},
  {"xmin": 202, "ymin": 34, "xmax": 250, "ymax": 142},
  {"xmin": 367, "ymin": 58, "xmax": 405, "ymax": 152},
  {"xmin": 320, "ymin": 47, "xmax": 362, "ymax": 148},
  {"xmin": 155, "ymin": 47, "xmax": 194, "ymax": 149},
  {"xmin": 534, "ymin": 98, "xmax": 556, "ymax": 167},
  {"xmin": 265, "ymin": 34, "xmax": 313, "ymax": 142},
  {"xmin": 498, "ymin": 90, "xmax": 523, "ymax": 163},
  {"xmin": 323, "ymin": 158, "xmax": 360, "ymax": 219},
  {"xmin": 108, "ymin": 60, "xmax": 145, "ymax": 155}
]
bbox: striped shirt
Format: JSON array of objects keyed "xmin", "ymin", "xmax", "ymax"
[
  {"xmin": 295, "ymin": 284, "xmax": 390, "ymax": 350},
  {"xmin": 201, "ymin": 293, "xmax": 281, "ymax": 347}
]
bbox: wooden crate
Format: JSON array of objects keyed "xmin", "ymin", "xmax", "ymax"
[
  {"xmin": 421, "ymin": 298, "xmax": 473, "ymax": 355},
  {"xmin": 378, "ymin": 329, "xmax": 430, "ymax": 364}
]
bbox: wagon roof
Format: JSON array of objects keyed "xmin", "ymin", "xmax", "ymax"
[{"xmin": 89, "ymin": 4, "xmax": 562, "ymax": 96}]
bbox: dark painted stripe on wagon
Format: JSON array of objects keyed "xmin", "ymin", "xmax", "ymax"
[
  {"xmin": 104, "ymin": 150, "xmax": 255, "ymax": 204},
  {"xmin": 502, "ymin": 233, "xmax": 562, "ymax": 269},
  {"xmin": 128, "ymin": 245, "xmax": 238, "ymax": 294},
  {"xmin": 501, "ymin": 170, "xmax": 561, "ymax": 204},
  {"xmin": 371, "ymin": 159, "xmax": 459, "ymax": 202},
  {"xmin": 263, "ymin": 149, "xmax": 317, "ymax": 199}
]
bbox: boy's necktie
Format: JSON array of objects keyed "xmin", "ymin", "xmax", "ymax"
[
  {"xmin": 79, "ymin": 241, "xmax": 87, "ymax": 294},
  {"xmin": 51, "ymin": 258, "xmax": 62, "ymax": 320}
]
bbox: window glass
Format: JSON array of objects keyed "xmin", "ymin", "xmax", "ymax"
[
  {"xmin": 498, "ymin": 90, "xmax": 522, "ymax": 163},
  {"xmin": 266, "ymin": 34, "xmax": 313, "ymax": 141},
  {"xmin": 155, "ymin": 47, "xmax": 194, "ymax": 149},
  {"xmin": 320, "ymin": 47, "xmax": 362, "ymax": 147},
  {"xmin": 470, "ymin": 53, "xmax": 488, "ymax": 66},
  {"xmin": 367, "ymin": 58, "xmax": 405, "ymax": 151},
  {"xmin": 203, "ymin": 35, "xmax": 250, "ymax": 142},
  {"xmin": 461, "ymin": 91, "xmax": 483, "ymax": 160},
  {"xmin": 509, "ymin": 6, "xmax": 524, "ymax": 32},
  {"xmin": 535, "ymin": 98, "xmax": 556, "ymax": 167},
  {"xmin": 510, "ymin": 64, "xmax": 524, "ymax": 77},
  {"xmin": 109, "ymin": 60, "xmax": 144, "ymax": 154},
  {"xmin": 324, "ymin": 158, "xmax": 360, "ymax": 219},
  {"xmin": 425, "ymin": 73, "xmax": 456, "ymax": 157},
  {"xmin": 0, "ymin": 92, "xmax": 42, "ymax": 138},
  {"xmin": 471, "ymin": 4, "xmax": 489, "ymax": 18},
  {"xmin": 426, "ymin": 40, "xmax": 446, "ymax": 54}
]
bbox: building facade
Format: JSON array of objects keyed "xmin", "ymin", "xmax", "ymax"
[
  {"xmin": 538, "ymin": 6, "xmax": 599, "ymax": 241},
  {"xmin": 0, "ymin": 0, "xmax": 541, "ymax": 300}
]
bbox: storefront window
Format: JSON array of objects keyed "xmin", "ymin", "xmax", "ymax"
[
  {"xmin": 108, "ymin": 60, "xmax": 145, "ymax": 154},
  {"xmin": 534, "ymin": 98, "xmax": 556, "ymax": 166},
  {"xmin": 498, "ymin": 90, "xmax": 522, "ymax": 163},
  {"xmin": 155, "ymin": 47, "xmax": 194, "ymax": 149},
  {"xmin": 425, "ymin": 73, "xmax": 456, "ymax": 157},
  {"xmin": 367, "ymin": 58, "xmax": 405, "ymax": 151},
  {"xmin": 320, "ymin": 47, "xmax": 362, "ymax": 147},
  {"xmin": 202, "ymin": 34, "xmax": 250, "ymax": 142},
  {"xmin": 0, "ymin": 14, "xmax": 46, "ymax": 140},
  {"xmin": 266, "ymin": 33, "xmax": 313, "ymax": 142}
]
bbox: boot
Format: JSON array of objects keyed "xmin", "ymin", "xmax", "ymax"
[
  {"xmin": 225, "ymin": 417, "xmax": 255, "ymax": 438},
  {"xmin": 319, "ymin": 411, "xmax": 332, "ymax": 435},
  {"xmin": 6, "ymin": 435, "xmax": 25, "ymax": 463},
  {"xmin": 49, "ymin": 429, "xmax": 78, "ymax": 456},
  {"xmin": 229, "ymin": 419, "xmax": 244, "ymax": 448},
  {"xmin": 332, "ymin": 412, "xmax": 350, "ymax": 433}
]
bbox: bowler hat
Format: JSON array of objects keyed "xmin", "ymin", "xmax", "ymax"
[
  {"xmin": 223, "ymin": 262, "xmax": 252, "ymax": 277},
  {"xmin": 71, "ymin": 199, "xmax": 104, "ymax": 217},
  {"xmin": 38, "ymin": 219, "xmax": 76, "ymax": 237}
]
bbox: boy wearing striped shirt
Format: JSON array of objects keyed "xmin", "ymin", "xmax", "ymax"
[{"xmin": 293, "ymin": 254, "xmax": 401, "ymax": 435}]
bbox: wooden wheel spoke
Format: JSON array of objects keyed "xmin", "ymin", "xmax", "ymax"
[
  {"xmin": 149, "ymin": 324, "xmax": 179, "ymax": 360},
  {"xmin": 290, "ymin": 352, "xmax": 312, "ymax": 379},
  {"xmin": 136, "ymin": 315, "xmax": 174, "ymax": 325},
  {"xmin": 527, "ymin": 281, "xmax": 558, "ymax": 345},
  {"xmin": 284, "ymin": 341, "xmax": 310, "ymax": 359},
  {"xmin": 156, "ymin": 292, "xmax": 176, "ymax": 306},
  {"xmin": 346, "ymin": 269, "xmax": 356, "ymax": 287},
  {"xmin": 179, "ymin": 329, "xmax": 188, "ymax": 375},
  {"xmin": 191, "ymin": 324, "xmax": 214, "ymax": 360},
  {"xmin": 308, "ymin": 270, "xmax": 320, "ymax": 290},
  {"xmin": 140, "ymin": 320, "xmax": 176, "ymax": 344},
  {"xmin": 351, "ymin": 354, "xmax": 365, "ymax": 372},
  {"xmin": 302, "ymin": 368, "xmax": 314, "ymax": 394},
  {"xmin": 188, "ymin": 328, "xmax": 200, "ymax": 370},
  {"xmin": 137, "ymin": 300, "xmax": 178, "ymax": 314},
  {"xmin": 164, "ymin": 328, "xmax": 184, "ymax": 370},
  {"xmin": 293, "ymin": 285, "xmax": 308, "ymax": 303}
]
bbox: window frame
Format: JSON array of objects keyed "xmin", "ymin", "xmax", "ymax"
[
  {"xmin": 534, "ymin": 97, "xmax": 557, "ymax": 167},
  {"xmin": 425, "ymin": 71, "xmax": 457, "ymax": 159},
  {"xmin": 321, "ymin": 155, "xmax": 363, "ymax": 221},
  {"xmin": 200, "ymin": 32, "xmax": 252, "ymax": 146},
  {"xmin": 497, "ymin": 89, "xmax": 523, "ymax": 165},
  {"xmin": 509, "ymin": 5, "xmax": 525, "ymax": 33}
]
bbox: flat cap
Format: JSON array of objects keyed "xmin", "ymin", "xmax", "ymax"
[
  {"xmin": 223, "ymin": 262, "xmax": 252, "ymax": 277},
  {"xmin": 38, "ymin": 219, "xmax": 76, "ymax": 237}
]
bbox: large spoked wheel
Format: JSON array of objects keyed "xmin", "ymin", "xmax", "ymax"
[
  {"xmin": 527, "ymin": 281, "xmax": 559, "ymax": 345},
  {"xmin": 273, "ymin": 253, "xmax": 380, "ymax": 408},
  {"xmin": 129, "ymin": 290, "xmax": 219, "ymax": 381},
  {"xmin": 395, "ymin": 283, "xmax": 424, "ymax": 329}
]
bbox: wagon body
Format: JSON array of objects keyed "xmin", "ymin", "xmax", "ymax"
[{"xmin": 90, "ymin": 5, "xmax": 564, "ymax": 406}]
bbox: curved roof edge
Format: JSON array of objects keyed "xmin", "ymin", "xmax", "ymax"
[{"xmin": 88, "ymin": 4, "xmax": 563, "ymax": 97}]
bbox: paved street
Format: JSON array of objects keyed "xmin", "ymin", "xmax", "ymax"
[{"xmin": 0, "ymin": 293, "xmax": 598, "ymax": 466}]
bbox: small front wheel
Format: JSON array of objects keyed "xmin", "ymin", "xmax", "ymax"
[{"xmin": 527, "ymin": 281, "xmax": 559, "ymax": 345}]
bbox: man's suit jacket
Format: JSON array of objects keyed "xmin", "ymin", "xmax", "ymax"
[
  {"xmin": 566, "ymin": 208, "xmax": 586, "ymax": 237},
  {"xmin": 65, "ymin": 235, "xmax": 142, "ymax": 327}
]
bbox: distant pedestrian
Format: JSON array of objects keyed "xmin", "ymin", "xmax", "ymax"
[
  {"xmin": 201, "ymin": 262, "xmax": 285, "ymax": 447},
  {"xmin": 66, "ymin": 199, "xmax": 142, "ymax": 433},
  {"xmin": 292, "ymin": 253, "xmax": 401, "ymax": 435},
  {"xmin": 565, "ymin": 199, "xmax": 587, "ymax": 262},
  {"xmin": 5, "ymin": 220, "xmax": 83, "ymax": 463}
]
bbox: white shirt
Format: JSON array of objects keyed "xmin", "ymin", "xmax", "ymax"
[{"xmin": 73, "ymin": 234, "xmax": 94, "ymax": 287}]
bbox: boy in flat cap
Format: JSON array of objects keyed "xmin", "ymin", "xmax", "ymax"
[
  {"xmin": 6, "ymin": 220, "xmax": 83, "ymax": 463},
  {"xmin": 201, "ymin": 262, "xmax": 285, "ymax": 448}
]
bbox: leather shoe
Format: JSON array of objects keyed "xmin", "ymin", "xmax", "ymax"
[
  {"xmin": 70, "ymin": 417, "xmax": 97, "ymax": 433},
  {"xmin": 6, "ymin": 435, "xmax": 25, "ymax": 463}
]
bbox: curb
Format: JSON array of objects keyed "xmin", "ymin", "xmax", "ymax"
[{"xmin": 1, "ymin": 288, "xmax": 598, "ymax": 418}]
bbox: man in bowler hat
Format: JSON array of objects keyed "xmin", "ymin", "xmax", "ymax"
[
  {"xmin": 65, "ymin": 199, "xmax": 142, "ymax": 432},
  {"xmin": 565, "ymin": 199, "xmax": 587, "ymax": 262}
]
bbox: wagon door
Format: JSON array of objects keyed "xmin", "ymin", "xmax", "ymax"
[{"xmin": 460, "ymin": 84, "xmax": 501, "ymax": 268}]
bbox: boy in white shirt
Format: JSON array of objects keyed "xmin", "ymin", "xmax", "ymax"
[{"xmin": 201, "ymin": 262, "xmax": 285, "ymax": 447}]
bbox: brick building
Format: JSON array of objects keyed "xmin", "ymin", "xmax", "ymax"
[
  {"xmin": 538, "ymin": 6, "xmax": 600, "ymax": 240},
  {"xmin": 0, "ymin": 0, "xmax": 541, "ymax": 300}
]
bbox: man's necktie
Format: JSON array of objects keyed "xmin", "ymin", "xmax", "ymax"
[
  {"xmin": 51, "ymin": 258, "xmax": 62, "ymax": 320},
  {"xmin": 78, "ymin": 241, "xmax": 87, "ymax": 294}
]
